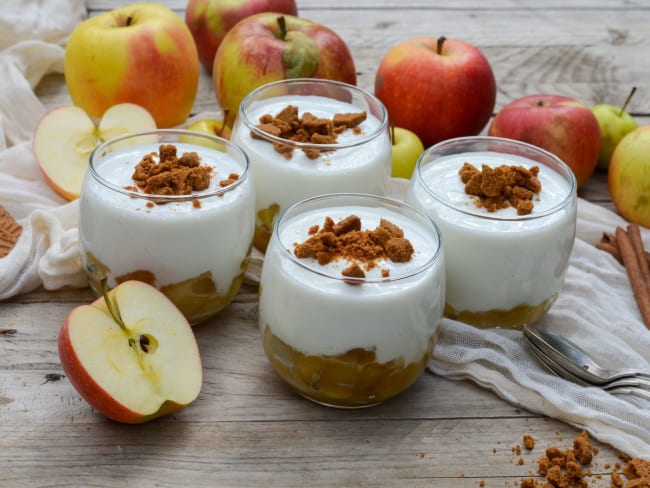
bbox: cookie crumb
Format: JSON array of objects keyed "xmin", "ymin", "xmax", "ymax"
[
  {"xmin": 459, "ymin": 162, "xmax": 541, "ymax": 215},
  {"xmin": 0, "ymin": 205, "xmax": 22, "ymax": 258},
  {"xmin": 253, "ymin": 104, "xmax": 367, "ymax": 159},
  {"xmin": 131, "ymin": 144, "xmax": 217, "ymax": 198},
  {"xmin": 293, "ymin": 215, "xmax": 414, "ymax": 283}
]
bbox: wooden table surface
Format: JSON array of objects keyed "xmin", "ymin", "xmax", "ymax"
[{"xmin": 2, "ymin": 1, "xmax": 649, "ymax": 486}]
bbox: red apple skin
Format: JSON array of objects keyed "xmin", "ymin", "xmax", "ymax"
[
  {"xmin": 374, "ymin": 36, "xmax": 496, "ymax": 148},
  {"xmin": 213, "ymin": 13, "xmax": 357, "ymax": 117},
  {"xmin": 488, "ymin": 94, "xmax": 601, "ymax": 188},
  {"xmin": 57, "ymin": 297, "xmax": 188, "ymax": 424},
  {"xmin": 186, "ymin": 0, "xmax": 298, "ymax": 73}
]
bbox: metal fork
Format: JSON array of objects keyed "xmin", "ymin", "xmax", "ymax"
[{"xmin": 523, "ymin": 333, "xmax": 650, "ymax": 402}]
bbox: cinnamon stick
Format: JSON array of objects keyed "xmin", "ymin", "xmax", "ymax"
[
  {"xmin": 597, "ymin": 231, "xmax": 650, "ymax": 267},
  {"xmin": 627, "ymin": 223, "xmax": 650, "ymax": 286},
  {"xmin": 615, "ymin": 226, "xmax": 650, "ymax": 329}
]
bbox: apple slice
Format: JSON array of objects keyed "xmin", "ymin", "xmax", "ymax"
[
  {"xmin": 58, "ymin": 280, "xmax": 203, "ymax": 424},
  {"xmin": 33, "ymin": 103, "xmax": 157, "ymax": 200}
]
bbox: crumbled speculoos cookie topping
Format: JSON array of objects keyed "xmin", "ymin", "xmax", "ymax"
[
  {"xmin": 293, "ymin": 215, "xmax": 414, "ymax": 283},
  {"xmin": 125, "ymin": 144, "xmax": 239, "ymax": 206},
  {"xmin": 252, "ymin": 104, "xmax": 367, "ymax": 160},
  {"xmin": 459, "ymin": 162, "xmax": 542, "ymax": 215}
]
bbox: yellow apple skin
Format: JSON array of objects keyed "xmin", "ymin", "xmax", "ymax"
[
  {"xmin": 608, "ymin": 125, "xmax": 650, "ymax": 227},
  {"xmin": 186, "ymin": 118, "xmax": 232, "ymax": 140},
  {"xmin": 391, "ymin": 127, "xmax": 424, "ymax": 179},
  {"xmin": 64, "ymin": 3, "xmax": 199, "ymax": 128}
]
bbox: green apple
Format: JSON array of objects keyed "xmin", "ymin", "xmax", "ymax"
[
  {"xmin": 609, "ymin": 125, "xmax": 650, "ymax": 227},
  {"xmin": 391, "ymin": 126, "xmax": 424, "ymax": 179},
  {"xmin": 592, "ymin": 87, "xmax": 638, "ymax": 170}
]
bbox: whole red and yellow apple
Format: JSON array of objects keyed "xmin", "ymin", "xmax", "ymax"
[
  {"xmin": 58, "ymin": 280, "xmax": 203, "ymax": 424},
  {"xmin": 374, "ymin": 36, "xmax": 496, "ymax": 148},
  {"xmin": 609, "ymin": 125, "xmax": 650, "ymax": 227},
  {"xmin": 186, "ymin": 0, "xmax": 298, "ymax": 72},
  {"xmin": 213, "ymin": 13, "xmax": 357, "ymax": 117},
  {"xmin": 33, "ymin": 103, "xmax": 157, "ymax": 200},
  {"xmin": 488, "ymin": 94, "xmax": 601, "ymax": 188},
  {"xmin": 391, "ymin": 126, "xmax": 424, "ymax": 179},
  {"xmin": 64, "ymin": 3, "xmax": 199, "ymax": 128}
]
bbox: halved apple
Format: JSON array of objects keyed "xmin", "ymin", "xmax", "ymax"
[
  {"xmin": 58, "ymin": 280, "xmax": 203, "ymax": 424},
  {"xmin": 33, "ymin": 103, "xmax": 157, "ymax": 200}
]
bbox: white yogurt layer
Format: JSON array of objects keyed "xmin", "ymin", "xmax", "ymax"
[
  {"xmin": 406, "ymin": 151, "xmax": 576, "ymax": 313},
  {"xmin": 259, "ymin": 205, "xmax": 445, "ymax": 364},
  {"xmin": 79, "ymin": 142, "xmax": 255, "ymax": 291},
  {"xmin": 231, "ymin": 95, "xmax": 391, "ymax": 213}
]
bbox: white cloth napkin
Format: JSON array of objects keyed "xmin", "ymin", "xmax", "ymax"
[
  {"xmin": 1, "ymin": 0, "xmax": 649, "ymax": 460},
  {"xmin": 0, "ymin": 1, "xmax": 87, "ymax": 300},
  {"xmin": 428, "ymin": 197, "xmax": 650, "ymax": 459}
]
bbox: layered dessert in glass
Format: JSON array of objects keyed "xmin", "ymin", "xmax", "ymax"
[
  {"xmin": 79, "ymin": 129, "xmax": 255, "ymax": 324},
  {"xmin": 231, "ymin": 78, "xmax": 391, "ymax": 252},
  {"xmin": 259, "ymin": 193, "xmax": 445, "ymax": 408},
  {"xmin": 406, "ymin": 136, "xmax": 577, "ymax": 329}
]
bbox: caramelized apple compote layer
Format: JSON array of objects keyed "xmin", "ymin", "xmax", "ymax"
[
  {"xmin": 84, "ymin": 252, "xmax": 248, "ymax": 325},
  {"xmin": 263, "ymin": 325, "xmax": 435, "ymax": 408},
  {"xmin": 444, "ymin": 295, "xmax": 557, "ymax": 330}
]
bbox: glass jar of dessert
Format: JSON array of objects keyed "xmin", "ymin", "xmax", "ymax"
[
  {"xmin": 79, "ymin": 129, "xmax": 255, "ymax": 325},
  {"xmin": 230, "ymin": 78, "xmax": 391, "ymax": 252},
  {"xmin": 405, "ymin": 136, "xmax": 577, "ymax": 329},
  {"xmin": 259, "ymin": 193, "xmax": 445, "ymax": 408}
]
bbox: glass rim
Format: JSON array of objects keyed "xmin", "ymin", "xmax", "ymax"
[
  {"xmin": 273, "ymin": 192, "xmax": 444, "ymax": 284},
  {"xmin": 88, "ymin": 129, "xmax": 251, "ymax": 203},
  {"xmin": 238, "ymin": 78, "xmax": 389, "ymax": 151},
  {"xmin": 413, "ymin": 136, "xmax": 578, "ymax": 221}
]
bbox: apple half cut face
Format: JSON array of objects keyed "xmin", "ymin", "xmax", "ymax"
[
  {"xmin": 58, "ymin": 280, "xmax": 203, "ymax": 423},
  {"xmin": 33, "ymin": 103, "xmax": 157, "ymax": 200}
]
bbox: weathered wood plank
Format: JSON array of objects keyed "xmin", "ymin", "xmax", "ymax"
[{"xmin": 0, "ymin": 417, "xmax": 621, "ymax": 488}]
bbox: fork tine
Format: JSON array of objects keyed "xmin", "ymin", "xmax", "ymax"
[{"xmin": 602, "ymin": 375, "xmax": 650, "ymax": 392}]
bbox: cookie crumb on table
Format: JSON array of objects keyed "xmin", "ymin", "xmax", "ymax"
[{"xmin": 517, "ymin": 430, "xmax": 650, "ymax": 488}]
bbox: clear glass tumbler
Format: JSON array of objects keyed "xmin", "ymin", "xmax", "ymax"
[
  {"xmin": 79, "ymin": 129, "xmax": 255, "ymax": 325},
  {"xmin": 406, "ymin": 136, "xmax": 577, "ymax": 329},
  {"xmin": 231, "ymin": 78, "xmax": 391, "ymax": 252},
  {"xmin": 259, "ymin": 193, "xmax": 445, "ymax": 408}
]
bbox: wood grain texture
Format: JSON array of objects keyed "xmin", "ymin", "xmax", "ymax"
[{"xmin": 5, "ymin": 0, "xmax": 647, "ymax": 486}]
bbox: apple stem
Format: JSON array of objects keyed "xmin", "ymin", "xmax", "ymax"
[
  {"xmin": 100, "ymin": 278, "xmax": 127, "ymax": 333},
  {"xmin": 221, "ymin": 109, "xmax": 231, "ymax": 137},
  {"xmin": 126, "ymin": 16, "xmax": 133, "ymax": 27},
  {"xmin": 436, "ymin": 36, "xmax": 446, "ymax": 55},
  {"xmin": 277, "ymin": 16, "xmax": 287, "ymax": 40},
  {"xmin": 390, "ymin": 124, "xmax": 396, "ymax": 145},
  {"xmin": 619, "ymin": 86, "xmax": 637, "ymax": 117}
]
